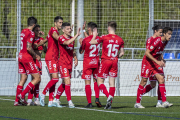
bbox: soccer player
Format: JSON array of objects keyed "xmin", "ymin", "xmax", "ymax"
[
  {"xmin": 134, "ymin": 27, "xmax": 173, "ymax": 108},
  {"xmin": 39, "ymin": 16, "xmax": 63, "ymax": 107},
  {"xmin": 52, "ymin": 22, "xmax": 80, "ymax": 108},
  {"xmin": 14, "ymin": 16, "xmax": 41, "ymax": 106},
  {"xmin": 79, "ymin": 22, "xmax": 102, "ymax": 108},
  {"xmin": 27, "ymin": 24, "xmax": 47, "ymax": 106},
  {"xmin": 90, "ymin": 21, "xmax": 124, "ymax": 109}
]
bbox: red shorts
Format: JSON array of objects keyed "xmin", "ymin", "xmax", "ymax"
[
  {"xmin": 34, "ymin": 59, "xmax": 42, "ymax": 75},
  {"xmin": 59, "ymin": 65, "xmax": 72, "ymax": 78},
  {"xmin": 82, "ymin": 67, "xmax": 98, "ymax": 80},
  {"xmin": 45, "ymin": 60, "xmax": 59, "ymax": 74},
  {"xmin": 141, "ymin": 62, "xmax": 150, "ymax": 78},
  {"xmin": 98, "ymin": 59, "xmax": 118, "ymax": 78},
  {"xmin": 149, "ymin": 65, "xmax": 164, "ymax": 77},
  {"xmin": 149, "ymin": 75, "xmax": 157, "ymax": 81},
  {"xmin": 18, "ymin": 60, "xmax": 39, "ymax": 75}
]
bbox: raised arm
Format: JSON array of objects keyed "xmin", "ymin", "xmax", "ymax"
[
  {"xmin": 119, "ymin": 47, "xmax": 124, "ymax": 58},
  {"xmin": 62, "ymin": 28, "xmax": 81, "ymax": 45},
  {"xmin": 90, "ymin": 28, "xmax": 98, "ymax": 45},
  {"xmin": 83, "ymin": 21, "xmax": 88, "ymax": 37},
  {"xmin": 79, "ymin": 38, "xmax": 84, "ymax": 54}
]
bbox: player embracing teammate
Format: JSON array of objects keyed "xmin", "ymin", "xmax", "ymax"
[
  {"xmin": 90, "ymin": 21, "xmax": 124, "ymax": 109},
  {"xmin": 135, "ymin": 27, "xmax": 173, "ymax": 108}
]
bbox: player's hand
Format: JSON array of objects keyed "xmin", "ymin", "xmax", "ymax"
[
  {"xmin": 79, "ymin": 38, "xmax": 83, "ymax": 45},
  {"xmin": 161, "ymin": 60, "xmax": 166, "ymax": 67},
  {"xmin": 157, "ymin": 61, "xmax": 165, "ymax": 67},
  {"xmin": 82, "ymin": 21, "xmax": 86, "ymax": 30},
  {"xmin": 77, "ymin": 28, "xmax": 81, "ymax": 36},
  {"xmin": 39, "ymin": 31, "xmax": 44, "ymax": 35},
  {"xmin": 93, "ymin": 28, "xmax": 98, "ymax": 37},
  {"xmin": 71, "ymin": 24, "xmax": 74, "ymax": 32},
  {"xmin": 36, "ymin": 55, "xmax": 41, "ymax": 61},
  {"xmin": 39, "ymin": 40, "xmax": 45, "ymax": 46},
  {"xmin": 74, "ymin": 59, "xmax": 78, "ymax": 67}
]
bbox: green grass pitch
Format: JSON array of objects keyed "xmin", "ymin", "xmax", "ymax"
[{"xmin": 0, "ymin": 96, "xmax": 180, "ymax": 120}]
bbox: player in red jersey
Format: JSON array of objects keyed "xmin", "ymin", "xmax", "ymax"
[
  {"xmin": 90, "ymin": 21, "xmax": 124, "ymax": 109},
  {"xmin": 52, "ymin": 22, "xmax": 80, "ymax": 108},
  {"xmin": 134, "ymin": 25, "xmax": 163, "ymax": 108},
  {"xmin": 135, "ymin": 27, "xmax": 173, "ymax": 108},
  {"xmin": 79, "ymin": 22, "xmax": 102, "ymax": 108},
  {"xmin": 38, "ymin": 16, "xmax": 63, "ymax": 107},
  {"xmin": 14, "ymin": 17, "xmax": 41, "ymax": 106},
  {"xmin": 27, "ymin": 24, "xmax": 47, "ymax": 106}
]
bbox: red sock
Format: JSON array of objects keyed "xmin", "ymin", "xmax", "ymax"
[
  {"xmin": 28, "ymin": 86, "xmax": 34, "ymax": 99},
  {"xmin": 21, "ymin": 82, "xmax": 34, "ymax": 98},
  {"xmin": 49, "ymin": 84, "xmax": 55, "ymax": 101},
  {"xmin": 42, "ymin": 78, "xmax": 58, "ymax": 95},
  {"xmin": 34, "ymin": 83, "xmax": 40, "ymax": 98},
  {"xmin": 109, "ymin": 87, "xmax": 115, "ymax": 97},
  {"xmin": 99, "ymin": 84, "xmax": 109, "ymax": 98},
  {"xmin": 15, "ymin": 85, "xmax": 23, "ymax": 102},
  {"xmin": 55, "ymin": 83, "xmax": 65, "ymax": 99},
  {"xmin": 157, "ymin": 85, "xmax": 162, "ymax": 100},
  {"xmin": 142, "ymin": 84, "xmax": 153, "ymax": 95},
  {"xmin": 136, "ymin": 84, "xmax": 144, "ymax": 103},
  {"xmin": 85, "ymin": 85, "xmax": 92, "ymax": 103},
  {"xmin": 94, "ymin": 82, "xmax": 99, "ymax": 98},
  {"xmin": 159, "ymin": 84, "xmax": 166, "ymax": 102},
  {"xmin": 65, "ymin": 84, "xmax": 71, "ymax": 101}
]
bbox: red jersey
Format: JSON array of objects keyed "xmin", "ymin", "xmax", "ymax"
[
  {"xmin": 45, "ymin": 27, "xmax": 59, "ymax": 61},
  {"xmin": 97, "ymin": 34, "xmax": 124, "ymax": 60},
  {"xmin": 142, "ymin": 36, "xmax": 154, "ymax": 62},
  {"xmin": 81, "ymin": 35, "xmax": 100, "ymax": 68},
  {"xmin": 146, "ymin": 37, "xmax": 168, "ymax": 66},
  {"xmin": 58, "ymin": 35, "xmax": 74, "ymax": 68},
  {"xmin": 33, "ymin": 37, "xmax": 44, "ymax": 50},
  {"xmin": 18, "ymin": 28, "xmax": 35, "ymax": 62}
]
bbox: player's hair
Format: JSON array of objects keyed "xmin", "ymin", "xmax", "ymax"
[
  {"xmin": 61, "ymin": 22, "xmax": 71, "ymax": 29},
  {"xmin": 88, "ymin": 22, "xmax": 97, "ymax": 31},
  {"xmin": 152, "ymin": 25, "xmax": 163, "ymax": 33},
  {"xmin": 32, "ymin": 24, "xmax": 40, "ymax": 31},
  {"xmin": 163, "ymin": 27, "xmax": 173, "ymax": 34},
  {"xmin": 108, "ymin": 21, "xmax": 117, "ymax": 31},
  {"xmin": 27, "ymin": 16, "xmax": 37, "ymax": 26},
  {"xmin": 54, "ymin": 16, "xmax": 63, "ymax": 22}
]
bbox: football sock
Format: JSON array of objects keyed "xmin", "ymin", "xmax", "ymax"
[
  {"xmin": 65, "ymin": 84, "xmax": 71, "ymax": 101},
  {"xmin": 34, "ymin": 83, "xmax": 40, "ymax": 98},
  {"xmin": 27, "ymin": 87, "xmax": 34, "ymax": 100},
  {"xmin": 55, "ymin": 83, "xmax": 65, "ymax": 99},
  {"xmin": 49, "ymin": 84, "xmax": 55, "ymax": 101},
  {"xmin": 159, "ymin": 84, "xmax": 166, "ymax": 102},
  {"xmin": 109, "ymin": 87, "xmax": 115, "ymax": 97},
  {"xmin": 42, "ymin": 78, "xmax": 58, "ymax": 95},
  {"xmin": 21, "ymin": 82, "xmax": 34, "ymax": 98},
  {"xmin": 157, "ymin": 85, "xmax": 162, "ymax": 101},
  {"xmin": 99, "ymin": 84, "xmax": 109, "ymax": 98},
  {"xmin": 15, "ymin": 85, "xmax": 23, "ymax": 102},
  {"xmin": 142, "ymin": 84, "xmax": 152, "ymax": 95},
  {"xmin": 85, "ymin": 84, "xmax": 92, "ymax": 103},
  {"xmin": 94, "ymin": 82, "xmax": 99, "ymax": 98},
  {"xmin": 136, "ymin": 84, "xmax": 144, "ymax": 103}
]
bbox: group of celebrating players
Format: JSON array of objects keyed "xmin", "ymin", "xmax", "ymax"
[{"xmin": 14, "ymin": 15, "xmax": 173, "ymax": 109}]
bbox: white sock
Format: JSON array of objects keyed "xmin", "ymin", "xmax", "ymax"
[
  {"xmin": 49, "ymin": 101, "xmax": 53, "ymax": 104},
  {"xmin": 68, "ymin": 100, "xmax": 72, "ymax": 104},
  {"xmin": 27, "ymin": 99, "xmax": 32, "ymax": 103},
  {"xmin": 34, "ymin": 98, "xmax": 39, "ymax": 101},
  {"xmin": 157, "ymin": 100, "xmax": 162, "ymax": 104}
]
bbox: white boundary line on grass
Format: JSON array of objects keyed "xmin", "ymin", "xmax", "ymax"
[{"xmin": 0, "ymin": 98, "xmax": 179, "ymax": 115}]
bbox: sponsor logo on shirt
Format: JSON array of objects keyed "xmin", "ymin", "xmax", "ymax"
[
  {"xmin": 109, "ymin": 39, "xmax": 114, "ymax": 43},
  {"xmin": 20, "ymin": 33, "xmax": 25, "ymax": 37},
  {"xmin": 154, "ymin": 38, "xmax": 160, "ymax": 45}
]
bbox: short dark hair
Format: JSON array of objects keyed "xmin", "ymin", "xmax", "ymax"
[
  {"xmin": 88, "ymin": 22, "xmax": 97, "ymax": 31},
  {"xmin": 54, "ymin": 16, "xmax": 63, "ymax": 22},
  {"xmin": 62, "ymin": 22, "xmax": 71, "ymax": 29},
  {"xmin": 163, "ymin": 27, "xmax": 173, "ymax": 34},
  {"xmin": 108, "ymin": 21, "xmax": 117, "ymax": 31},
  {"xmin": 27, "ymin": 16, "xmax": 37, "ymax": 26},
  {"xmin": 152, "ymin": 25, "xmax": 163, "ymax": 33},
  {"xmin": 32, "ymin": 24, "xmax": 40, "ymax": 31}
]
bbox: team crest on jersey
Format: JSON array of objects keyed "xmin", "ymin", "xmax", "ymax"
[
  {"xmin": 158, "ymin": 67, "xmax": 162, "ymax": 70},
  {"xmin": 30, "ymin": 38, "xmax": 33, "ymax": 41},
  {"xmin": 150, "ymin": 46, "xmax": 154, "ymax": 49},
  {"xmin": 112, "ymin": 36, "xmax": 115, "ymax": 38}
]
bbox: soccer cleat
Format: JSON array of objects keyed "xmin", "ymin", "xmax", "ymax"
[
  {"xmin": 156, "ymin": 103, "xmax": 164, "ymax": 108},
  {"xmin": 48, "ymin": 101, "xmax": 56, "ymax": 107},
  {"xmin": 27, "ymin": 102, "xmax": 34, "ymax": 106},
  {"xmin": 161, "ymin": 101, "xmax": 171, "ymax": 108},
  {"xmin": 134, "ymin": 103, "xmax": 145, "ymax": 108},
  {"xmin": 107, "ymin": 105, "xmax": 111, "ymax": 109},
  {"xmin": 85, "ymin": 103, "xmax": 93, "ymax": 108},
  {"xmin": 167, "ymin": 102, "xmax": 173, "ymax": 107},
  {"xmin": 39, "ymin": 93, "xmax": 45, "ymax": 107},
  {"xmin": 14, "ymin": 101, "xmax": 22, "ymax": 106},
  {"xmin": 95, "ymin": 98, "xmax": 102, "ymax": 107},
  {"xmin": 104, "ymin": 95, "xmax": 113, "ymax": 109},
  {"xmin": 68, "ymin": 101, "xmax": 75, "ymax": 108},
  {"xmin": 34, "ymin": 99, "xmax": 41, "ymax": 106},
  {"xmin": 17, "ymin": 94, "xmax": 27, "ymax": 106},
  {"xmin": 52, "ymin": 99, "xmax": 63, "ymax": 108}
]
